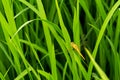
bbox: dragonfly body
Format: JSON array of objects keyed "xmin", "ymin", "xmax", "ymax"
[{"xmin": 71, "ymin": 42, "xmax": 85, "ymax": 60}]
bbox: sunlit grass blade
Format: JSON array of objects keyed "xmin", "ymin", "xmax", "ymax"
[
  {"xmin": 0, "ymin": 72, "xmax": 5, "ymax": 80},
  {"xmin": 14, "ymin": 7, "xmax": 29, "ymax": 19},
  {"xmin": 19, "ymin": 0, "xmax": 40, "ymax": 16},
  {"xmin": 55, "ymin": 0, "xmax": 71, "ymax": 42},
  {"xmin": 0, "ymin": 12, "xmax": 21, "ymax": 74},
  {"xmin": 0, "ymin": 0, "xmax": 120, "ymax": 80},
  {"xmin": 1, "ymin": 0, "xmax": 17, "ymax": 34},
  {"xmin": 85, "ymin": 47, "xmax": 109, "ymax": 80},
  {"xmin": 14, "ymin": 67, "xmax": 32, "ymax": 80},
  {"xmin": 88, "ymin": 1, "xmax": 120, "ymax": 79},
  {"xmin": 37, "ymin": 70, "xmax": 54, "ymax": 80},
  {"xmin": 19, "ymin": 0, "xmax": 58, "ymax": 80},
  {"xmin": 73, "ymin": 0, "xmax": 80, "ymax": 47},
  {"xmin": 55, "ymin": 0, "xmax": 81, "ymax": 79}
]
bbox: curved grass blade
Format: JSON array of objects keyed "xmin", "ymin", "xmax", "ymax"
[
  {"xmin": 85, "ymin": 47, "xmax": 109, "ymax": 80},
  {"xmin": 88, "ymin": 1, "xmax": 120, "ymax": 79}
]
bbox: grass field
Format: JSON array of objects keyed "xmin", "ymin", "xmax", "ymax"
[{"xmin": 0, "ymin": 0, "xmax": 120, "ymax": 80}]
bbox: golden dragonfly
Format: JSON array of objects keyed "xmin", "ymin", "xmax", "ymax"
[{"xmin": 71, "ymin": 42, "xmax": 85, "ymax": 60}]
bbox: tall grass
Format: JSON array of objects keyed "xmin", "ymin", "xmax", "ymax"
[{"xmin": 0, "ymin": 0, "xmax": 120, "ymax": 80}]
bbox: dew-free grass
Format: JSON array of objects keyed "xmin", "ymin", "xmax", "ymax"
[{"xmin": 0, "ymin": 0, "xmax": 120, "ymax": 80}]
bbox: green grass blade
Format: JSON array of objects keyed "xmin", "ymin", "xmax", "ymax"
[
  {"xmin": 0, "ymin": 12, "xmax": 21, "ymax": 75},
  {"xmin": 14, "ymin": 7, "xmax": 29, "ymax": 19},
  {"xmin": 0, "ymin": 42, "xmax": 14, "ymax": 67},
  {"xmin": 114, "ymin": 9, "xmax": 120, "ymax": 50},
  {"xmin": 14, "ymin": 67, "xmax": 32, "ymax": 80},
  {"xmin": 20, "ymin": 39, "xmax": 47, "ymax": 54},
  {"xmin": 0, "ymin": 72, "xmax": 5, "ymax": 80},
  {"xmin": 55, "ymin": 0, "xmax": 71, "ymax": 42},
  {"xmin": 106, "ymin": 36, "xmax": 120, "ymax": 80},
  {"xmin": 37, "ymin": 70, "xmax": 54, "ymax": 80},
  {"xmin": 85, "ymin": 47, "xmax": 109, "ymax": 80},
  {"xmin": 73, "ymin": 0, "xmax": 80, "ymax": 47},
  {"xmin": 79, "ymin": 0, "xmax": 94, "ymax": 23},
  {"xmin": 19, "ymin": 0, "xmax": 58, "ymax": 80},
  {"xmin": 88, "ymin": 1, "xmax": 120, "ymax": 79},
  {"xmin": 19, "ymin": 0, "xmax": 40, "ymax": 16},
  {"xmin": 95, "ymin": 0, "xmax": 106, "ymax": 20}
]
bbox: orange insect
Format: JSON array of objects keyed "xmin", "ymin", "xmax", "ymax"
[{"xmin": 71, "ymin": 42, "xmax": 85, "ymax": 60}]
